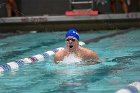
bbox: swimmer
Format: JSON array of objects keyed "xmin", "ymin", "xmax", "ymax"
[{"xmin": 54, "ymin": 29, "xmax": 101, "ymax": 64}]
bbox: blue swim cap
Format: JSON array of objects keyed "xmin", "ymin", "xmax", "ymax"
[{"xmin": 66, "ymin": 29, "xmax": 79, "ymax": 41}]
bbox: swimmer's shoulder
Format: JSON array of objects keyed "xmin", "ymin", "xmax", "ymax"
[
  {"xmin": 54, "ymin": 49, "xmax": 66, "ymax": 63},
  {"xmin": 55, "ymin": 49, "xmax": 65, "ymax": 57},
  {"xmin": 79, "ymin": 47, "xmax": 98, "ymax": 61},
  {"xmin": 80, "ymin": 47, "xmax": 96, "ymax": 54}
]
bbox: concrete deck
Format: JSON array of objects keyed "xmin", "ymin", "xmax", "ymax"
[{"xmin": 0, "ymin": 12, "xmax": 140, "ymax": 32}]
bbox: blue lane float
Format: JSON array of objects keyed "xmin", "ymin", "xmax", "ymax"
[
  {"xmin": 116, "ymin": 81, "xmax": 140, "ymax": 93},
  {"xmin": 0, "ymin": 41, "xmax": 85, "ymax": 73}
]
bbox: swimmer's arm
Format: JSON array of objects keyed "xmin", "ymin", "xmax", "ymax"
[
  {"xmin": 54, "ymin": 54, "xmax": 60, "ymax": 64},
  {"xmin": 86, "ymin": 58, "xmax": 107, "ymax": 65},
  {"xmin": 91, "ymin": 50, "xmax": 108, "ymax": 62},
  {"xmin": 86, "ymin": 61, "xmax": 100, "ymax": 65},
  {"xmin": 54, "ymin": 51, "xmax": 64, "ymax": 64},
  {"xmin": 86, "ymin": 50, "xmax": 107, "ymax": 64},
  {"xmin": 90, "ymin": 50, "xmax": 100, "ymax": 61}
]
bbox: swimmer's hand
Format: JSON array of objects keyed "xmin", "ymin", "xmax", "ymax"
[
  {"xmin": 96, "ymin": 58, "xmax": 108, "ymax": 62},
  {"xmin": 86, "ymin": 58, "xmax": 107, "ymax": 65},
  {"xmin": 86, "ymin": 61, "xmax": 99, "ymax": 65}
]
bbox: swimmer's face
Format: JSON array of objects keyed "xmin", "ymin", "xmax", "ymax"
[{"xmin": 65, "ymin": 36, "xmax": 79, "ymax": 49}]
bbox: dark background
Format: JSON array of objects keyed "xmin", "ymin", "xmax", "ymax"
[{"xmin": 0, "ymin": 0, "xmax": 140, "ymax": 17}]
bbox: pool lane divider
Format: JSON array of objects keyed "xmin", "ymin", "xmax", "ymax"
[
  {"xmin": 116, "ymin": 81, "xmax": 140, "ymax": 93},
  {"xmin": 0, "ymin": 42, "xmax": 85, "ymax": 73},
  {"xmin": 0, "ymin": 28, "xmax": 135, "ymax": 73},
  {"xmin": 83, "ymin": 28, "xmax": 135, "ymax": 44}
]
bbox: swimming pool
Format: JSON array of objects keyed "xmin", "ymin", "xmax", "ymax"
[{"xmin": 0, "ymin": 29, "xmax": 140, "ymax": 93}]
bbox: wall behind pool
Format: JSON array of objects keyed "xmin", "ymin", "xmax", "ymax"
[{"xmin": 0, "ymin": 0, "xmax": 140, "ymax": 17}]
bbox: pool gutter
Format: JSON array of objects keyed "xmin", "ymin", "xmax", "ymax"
[{"xmin": 0, "ymin": 13, "xmax": 140, "ymax": 32}]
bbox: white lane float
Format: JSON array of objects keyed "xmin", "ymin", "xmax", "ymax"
[
  {"xmin": 116, "ymin": 81, "xmax": 140, "ymax": 93},
  {"xmin": 0, "ymin": 42, "xmax": 85, "ymax": 73}
]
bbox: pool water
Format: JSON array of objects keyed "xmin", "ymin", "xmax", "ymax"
[{"xmin": 0, "ymin": 29, "xmax": 140, "ymax": 93}]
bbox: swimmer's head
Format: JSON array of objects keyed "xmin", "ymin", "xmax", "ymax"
[{"xmin": 66, "ymin": 29, "xmax": 79, "ymax": 41}]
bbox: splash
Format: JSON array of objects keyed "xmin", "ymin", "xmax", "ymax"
[{"xmin": 61, "ymin": 53, "xmax": 82, "ymax": 64}]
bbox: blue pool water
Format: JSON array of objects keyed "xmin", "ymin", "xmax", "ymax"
[{"xmin": 0, "ymin": 29, "xmax": 140, "ymax": 93}]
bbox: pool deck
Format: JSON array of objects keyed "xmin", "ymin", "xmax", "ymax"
[{"xmin": 0, "ymin": 12, "xmax": 140, "ymax": 32}]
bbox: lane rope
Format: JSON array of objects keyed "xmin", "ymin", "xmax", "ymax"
[
  {"xmin": 116, "ymin": 81, "xmax": 140, "ymax": 93},
  {"xmin": 0, "ymin": 42, "xmax": 85, "ymax": 73}
]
